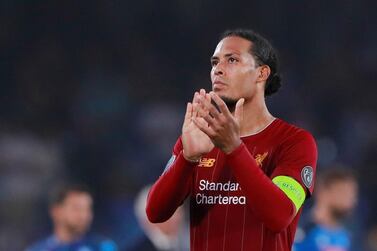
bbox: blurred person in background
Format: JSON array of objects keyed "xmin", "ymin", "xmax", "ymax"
[
  {"xmin": 367, "ymin": 225, "xmax": 377, "ymax": 251},
  {"xmin": 25, "ymin": 183, "xmax": 118, "ymax": 251},
  {"xmin": 294, "ymin": 168, "xmax": 358, "ymax": 251},
  {"xmin": 146, "ymin": 28, "xmax": 318, "ymax": 250},
  {"xmin": 130, "ymin": 185, "xmax": 189, "ymax": 251}
]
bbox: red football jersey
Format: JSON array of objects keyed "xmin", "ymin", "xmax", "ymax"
[{"xmin": 147, "ymin": 118, "xmax": 317, "ymax": 251}]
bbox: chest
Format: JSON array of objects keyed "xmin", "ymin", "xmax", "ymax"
[{"xmin": 194, "ymin": 142, "xmax": 277, "ymax": 182}]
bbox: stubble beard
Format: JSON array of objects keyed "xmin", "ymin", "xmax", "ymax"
[
  {"xmin": 218, "ymin": 96, "xmax": 238, "ymax": 113},
  {"xmin": 65, "ymin": 222, "xmax": 90, "ymax": 238},
  {"xmin": 329, "ymin": 206, "xmax": 353, "ymax": 223}
]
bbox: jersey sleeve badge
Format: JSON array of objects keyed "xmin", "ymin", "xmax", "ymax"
[{"xmin": 301, "ymin": 166, "xmax": 314, "ymax": 188}]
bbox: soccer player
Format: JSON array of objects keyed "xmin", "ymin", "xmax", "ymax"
[
  {"xmin": 25, "ymin": 183, "xmax": 117, "ymax": 251},
  {"xmin": 131, "ymin": 185, "xmax": 189, "ymax": 251},
  {"xmin": 294, "ymin": 168, "xmax": 358, "ymax": 251},
  {"xmin": 146, "ymin": 29, "xmax": 318, "ymax": 250}
]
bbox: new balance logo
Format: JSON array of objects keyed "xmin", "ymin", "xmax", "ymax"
[{"xmin": 198, "ymin": 158, "xmax": 216, "ymax": 167}]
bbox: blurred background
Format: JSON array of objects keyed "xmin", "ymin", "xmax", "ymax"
[{"xmin": 0, "ymin": 0, "xmax": 376, "ymax": 250}]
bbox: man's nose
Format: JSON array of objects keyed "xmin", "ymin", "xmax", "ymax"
[{"xmin": 214, "ymin": 63, "xmax": 224, "ymax": 76}]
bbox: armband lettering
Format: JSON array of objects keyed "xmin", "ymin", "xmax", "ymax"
[{"xmin": 272, "ymin": 175, "xmax": 306, "ymax": 213}]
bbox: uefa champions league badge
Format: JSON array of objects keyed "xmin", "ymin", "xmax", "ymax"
[
  {"xmin": 301, "ymin": 166, "xmax": 313, "ymax": 188},
  {"xmin": 163, "ymin": 155, "xmax": 176, "ymax": 173}
]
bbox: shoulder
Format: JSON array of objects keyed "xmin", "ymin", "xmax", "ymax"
[
  {"xmin": 85, "ymin": 234, "xmax": 118, "ymax": 251},
  {"xmin": 270, "ymin": 120, "xmax": 318, "ymax": 194},
  {"xmin": 25, "ymin": 236, "xmax": 55, "ymax": 251},
  {"xmin": 128, "ymin": 235, "xmax": 157, "ymax": 251},
  {"xmin": 301, "ymin": 221, "xmax": 319, "ymax": 237},
  {"xmin": 294, "ymin": 222, "xmax": 322, "ymax": 248},
  {"xmin": 273, "ymin": 119, "xmax": 317, "ymax": 150},
  {"xmin": 278, "ymin": 119, "xmax": 315, "ymax": 140},
  {"xmin": 301, "ymin": 224, "xmax": 350, "ymax": 248}
]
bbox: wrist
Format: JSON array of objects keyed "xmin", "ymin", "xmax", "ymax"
[
  {"xmin": 223, "ymin": 139, "xmax": 242, "ymax": 154},
  {"xmin": 182, "ymin": 150, "xmax": 201, "ymax": 163}
]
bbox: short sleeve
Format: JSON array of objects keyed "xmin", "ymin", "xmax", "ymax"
[{"xmin": 271, "ymin": 130, "xmax": 318, "ymax": 196}]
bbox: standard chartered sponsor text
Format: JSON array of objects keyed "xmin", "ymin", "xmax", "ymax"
[{"xmin": 196, "ymin": 179, "xmax": 246, "ymax": 205}]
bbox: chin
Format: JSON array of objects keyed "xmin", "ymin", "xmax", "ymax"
[
  {"xmin": 219, "ymin": 95, "xmax": 238, "ymax": 113},
  {"xmin": 69, "ymin": 225, "xmax": 90, "ymax": 236},
  {"xmin": 212, "ymin": 86, "xmax": 228, "ymax": 94}
]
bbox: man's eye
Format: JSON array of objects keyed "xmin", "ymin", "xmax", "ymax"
[
  {"xmin": 228, "ymin": 57, "xmax": 238, "ymax": 63},
  {"xmin": 211, "ymin": 61, "xmax": 218, "ymax": 66}
]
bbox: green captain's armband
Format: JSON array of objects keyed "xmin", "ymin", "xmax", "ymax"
[{"xmin": 272, "ymin": 176, "xmax": 306, "ymax": 213}]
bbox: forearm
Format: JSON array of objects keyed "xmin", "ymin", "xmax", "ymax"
[
  {"xmin": 227, "ymin": 143, "xmax": 296, "ymax": 232},
  {"xmin": 146, "ymin": 151, "xmax": 195, "ymax": 223}
]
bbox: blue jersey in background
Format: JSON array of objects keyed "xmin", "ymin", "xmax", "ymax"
[
  {"xmin": 294, "ymin": 222, "xmax": 351, "ymax": 251},
  {"xmin": 26, "ymin": 234, "xmax": 117, "ymax": 251}
]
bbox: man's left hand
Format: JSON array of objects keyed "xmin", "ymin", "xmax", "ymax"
[{"xmin": 193, "ymin": 91, "xmax": 244, "ymax": 154}]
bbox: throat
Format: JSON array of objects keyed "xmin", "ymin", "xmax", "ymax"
[
  {"xmin": 239, "ymin": 97, "xmax": 275, "ymax": 137},
  {"xmin": 240, "ymin": 116, "xmax": 276, "ymax": 137}
]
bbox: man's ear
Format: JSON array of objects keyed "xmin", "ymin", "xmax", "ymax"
[{"xmin": 257, "ymin": 65, "xmax": 271, "ymax": 83}]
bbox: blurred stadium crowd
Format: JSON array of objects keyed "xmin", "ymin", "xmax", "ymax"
[{"xmin": 0, "ymin": 1, "xmax": 376, "ymax": 250}]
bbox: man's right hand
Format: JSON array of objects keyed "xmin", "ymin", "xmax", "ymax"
[{"xmin": 182, "ymin": 89, "xmax": 214, "ymax": 162}]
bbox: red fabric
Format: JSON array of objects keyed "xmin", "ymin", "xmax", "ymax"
[
  {"xmin": 146, "ymin": 146, "xmax": 195, "ymax": 223},
  {"xmin": 226, "ymin": 143, "xmax": 296, "ymax": 232},
  {"xmin": 146, "ymin": 118, "xmax": 318, "ymax": 251}
]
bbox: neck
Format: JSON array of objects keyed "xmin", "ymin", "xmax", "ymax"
[
  {"xmin": 238, "ymin": 95, "xmax": 274, "ymax": 136},
  {"xmin": 54, "ymin": 226, "xmax": 81, "ymax": 243}
]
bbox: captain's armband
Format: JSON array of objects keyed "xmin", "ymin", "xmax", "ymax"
[{"xmin": 272, "ymin": 176, "xmax": 306, "ymax": 213}]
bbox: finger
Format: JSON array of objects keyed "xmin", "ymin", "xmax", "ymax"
[
  {"xmin": 198, "ymin": 94, "xmax": 221, "ymax": 119},
  {"xmin": 196, "ymin": 99, "xmax": 214, "ymax": 123},
  {"xmin": 192, "ymin": 92, "xmax": 201, "ymax": 118},
  {"xmin": 194, "ymin": 116, "xmax": 209, "ymax": 128},
  {"xmin": 198, "ymin": 89, "xmax": 207, "ymax": 111},
  {"xmin": 192, "ymin": 91, "xmax": 199, "ymax": 104},
  {"xmin": 197, "ymin": 99, "xmax": 220, "ymax": 131},
  {"xmin": 199, "ymin": 88, "xmax": 206, "ymax": 97},
  {"xmin": 209, "ymin": 91, "xmax": 232, "ymax": 117},
  {"xmin": 201, "ymin": 111, "xmax": 217, "ymax": 128},
  {"xmin": 235, "ymin": 98, "xmax": 244, "ymax": 124},
  {"xmin": 196, "ymin": 94, "xmax": 210, "ymax": 116},
  {"xmin": 193, "ymin": 117, "xmax": 216, "ymax": 138},
  {"xmin": 184, "ymin": 102, "xmax": 193, "ymax": 121},
  {"xmin": 192, "ymin": 102, "xmax": 199, "ymax": 119},
  {"xmin": 205, "ymin": 93, "xmax": 211, "ymax": 102}
]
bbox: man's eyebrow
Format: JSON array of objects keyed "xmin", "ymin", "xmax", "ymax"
[
  {"xmin": 224, "ymin": 52, "xmax": 241, "ymax": 57},
  {"xmin": 210, "ymin": 53, "xmax": 241, "ymax": 61}
]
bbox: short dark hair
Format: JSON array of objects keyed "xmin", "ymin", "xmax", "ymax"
[
  {"xmin": 48, "ymin": 183, "xmax": 92, "ymax": 207},
  {"xmin": 317, "ymin": 168, "xmax": 357, "ymax": 189},
  {"xmin": 221, "ymin": 29, "xmax": 281, "ymax": 96}
]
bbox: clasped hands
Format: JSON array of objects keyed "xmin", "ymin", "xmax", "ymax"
[{"xmin": 182, "ymin": 89, "xmax": 244, "ymax": 162}]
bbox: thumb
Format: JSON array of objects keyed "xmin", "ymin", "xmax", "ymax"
[
  {"xmin": 184, "ymin": 102, "xmax": 193, "ymax": 121},
  {"xmin": 183, "ymin": 102, "xmax": 193, "ymax": 128},
  {"xmin": 234, "ymin": 98, "xmax": 244, "ymax": 124}
]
